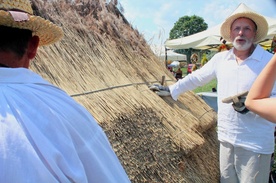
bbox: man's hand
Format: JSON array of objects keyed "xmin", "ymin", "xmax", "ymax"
[
  {"xmin": 149, "ymin": 84, "xmax": 170, "ymax": 97},
  {"xmin": 222, "ymin": 91, "xmax": 249, "ymax": 114}
]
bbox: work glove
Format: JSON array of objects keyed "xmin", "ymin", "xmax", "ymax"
[
  {"xmin": 222, "ymin": 91, "xmax": 249, "ymax": 114},
  {"xmin": 149, "ymin": 84, "xmax": 170, "ymax": 97}
]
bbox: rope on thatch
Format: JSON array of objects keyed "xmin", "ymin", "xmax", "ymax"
[
  {"xmin": 198, "ymin": 108, "xmax": 216, "ymax": 120},
  {"xmin": 70, "ymin": 79, "xmax": 175, "ymax": 97}
]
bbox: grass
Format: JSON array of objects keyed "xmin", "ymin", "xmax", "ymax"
[{"xmin": 193, "ymin": 79, "xmax": 217, "ymax": 93}]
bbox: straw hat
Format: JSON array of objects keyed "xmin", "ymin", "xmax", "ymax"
[
  {"xmin": 220, "ymin": 3, "xmax": 268, "ymax": 43},
  {"xmin": 0, "ymin": 0, "xmax": 63, "ymax": 46}
]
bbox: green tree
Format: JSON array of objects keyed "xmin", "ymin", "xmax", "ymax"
[{"xmin": 169, "ymin": 15, "xmax": 208, "ymax": 39}]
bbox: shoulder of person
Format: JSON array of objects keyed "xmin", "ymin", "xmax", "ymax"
[{"xmin": 255, "ymin": 45, "xmax": 273, "ymax": 60}]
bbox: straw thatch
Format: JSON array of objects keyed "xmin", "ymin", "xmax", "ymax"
[{"xmin": 30, "ymin": 0, "xmax": 219, "ymax": 182}]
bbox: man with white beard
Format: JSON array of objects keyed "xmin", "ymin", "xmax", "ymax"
[{"xmin": 150, "ymin": 4, "xmax": 276, "ymax": 183}]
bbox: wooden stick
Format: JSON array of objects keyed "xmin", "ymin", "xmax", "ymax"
[{"xmin": 161, "ymin": 75, "xmax": 165, "ymax": 86}]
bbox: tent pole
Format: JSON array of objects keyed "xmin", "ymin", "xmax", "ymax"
[
  {"xmin": 165, "ymin": 47, "xmax": 168, "ymax": 67},
  {"xmin": 187, "ymin": 48, "xmax": 192, "ymax": 64}
]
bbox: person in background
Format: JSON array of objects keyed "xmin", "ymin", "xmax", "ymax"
[
  {"xmin": 245, "ymin": 53, "xmax": 276, "ymax": 123},
  {"xmin": 175, "ymin": 67, "xmax": 183, "ymax": 80},
  {"xmin": 150, "ymin": 4, "xmax": 276, "ymax": 183},
  {"xmin": 167, "ymin": 66, "xmax": 173, "ymax": 72},
  {"xmin": 0, "ymin": 0, "xmax": 130, "ymax": 182}
]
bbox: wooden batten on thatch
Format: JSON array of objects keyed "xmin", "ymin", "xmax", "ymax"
[{"xmin": 30, "ymin": 0, "xmax": 219, "ymax": 182}]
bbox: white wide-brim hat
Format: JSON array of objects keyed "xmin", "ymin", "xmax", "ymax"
[
  {"xmin": 220, "ymin": 3, "xmax": 268, "ymax": 43},
  {"xmin": 0, "ymin": 0, "xmax": 63, "ymax": 46}
]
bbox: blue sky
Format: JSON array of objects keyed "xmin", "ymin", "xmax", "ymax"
[{"xmin": 120, "ymin": 0, "xmax": 276, "ymax": 47}]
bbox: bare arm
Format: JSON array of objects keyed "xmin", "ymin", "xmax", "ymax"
[{"xmin": 245, "ymin": 54, "xmax": 276, "ymax": 123}]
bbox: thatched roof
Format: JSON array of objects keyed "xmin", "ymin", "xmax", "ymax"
[{"xmin": 30, "ymin": 0, "xmax": 219, "ymax": 182}]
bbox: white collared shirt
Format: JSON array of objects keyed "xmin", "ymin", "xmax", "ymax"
[
  {"xmin": 169, "ymin": 45, "xmax": 276, "ymax": 154},
  {"xmin": 0, "ymin": 68, "xmax": 130, "ymax": 182}
]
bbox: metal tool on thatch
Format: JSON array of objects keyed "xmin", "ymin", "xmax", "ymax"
[
  {"xmin": 149, "ymin": 76, "xmax": 171, "ymax": 97},
  {"xmin": 222, "ymin": 91, "xmax": 249, "ymax": 114}
]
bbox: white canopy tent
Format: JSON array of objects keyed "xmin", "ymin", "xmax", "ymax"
[
  {"xmin": 151, "ymin": 45, "xmax": 187, "ymax": 61},
  {"xmin": 165, "ymin": 3, "xmax": 276, "ymax": 51},
  {"xmin": 259, "ymin": 16, "xmax": 276, "ymax": 49},
  {"xmin": 165, "ymin": 24, "xmax": 224, "ymax": 51},
  {"xmin": 159, "ymin": 50, "xmax": 187, "ymax": 61}
]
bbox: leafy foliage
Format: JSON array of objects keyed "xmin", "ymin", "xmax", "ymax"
[{"xmin": 169, "ymin": 15, "xmax": 208, "ymax": 39}]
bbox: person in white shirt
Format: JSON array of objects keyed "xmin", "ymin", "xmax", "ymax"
[
  {"xmin": 0, "ymin": 0, "xmax": 130, "ymax": 182},
  {"xmin": 151, "ymin": 4, "xmax": 276, "ymax": 183}
]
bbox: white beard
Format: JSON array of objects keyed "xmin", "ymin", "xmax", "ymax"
[{"xmin": 232, "ymin": 36, "xmax": 254, "ymax": 51}]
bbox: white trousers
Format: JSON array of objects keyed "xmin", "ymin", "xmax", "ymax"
[{"xmin": 220, "ymin": 141, "xmax": 271, "ymax": 183}]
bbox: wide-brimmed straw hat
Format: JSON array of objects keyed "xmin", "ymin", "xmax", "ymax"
[
  {"xmin": 220, "ymin": 3, "xmax": 268, "ymax": 43},
  {"xmin": 0, "ymin": 0, "xmax": 63, "ymax": 46}
]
